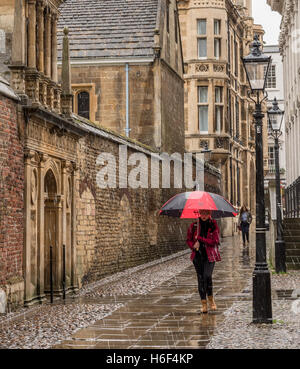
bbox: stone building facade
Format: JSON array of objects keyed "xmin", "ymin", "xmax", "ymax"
[
  {"xmin": 0, "ymin": 0, "xmax": 221, "ymax": 309},
  {"xmin": 267, "ymin": 0, "xmax": 300, "ymax": 218},
  {"xmin": 57, "ymin": 0, "xmax": 185, "ymax": 155},
  {"xmin": 177, "ymin": 0, "xmax": 269, "ymax": 235}
]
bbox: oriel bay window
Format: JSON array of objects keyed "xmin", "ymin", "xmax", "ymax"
[
  {"xmin": 197, "ymin": 19, "xmax": 207, "ymax": 58},
  {"xmin": 198, "ymin": 86, "xmax": 209, "ymax": 133},
  {"xmin": 215, "ymin": 86, "xmax": 223, "ymax": 133}
]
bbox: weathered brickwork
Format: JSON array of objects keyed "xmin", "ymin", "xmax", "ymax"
[
  {"xmin": 75, "ymin": 129, "xmax": 193, "ymax": 285},
  {"xmin": 0, "ymin": 93, "xmax": 24, "ymax": 305}
]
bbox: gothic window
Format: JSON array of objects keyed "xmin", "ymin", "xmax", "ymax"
[{"xmin": 77, "ymin": 91, "xmax": 90, "ymax": 120}]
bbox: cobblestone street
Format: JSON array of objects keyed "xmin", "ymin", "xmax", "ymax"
[
  {"xmin": 1, "ymin": 233, "xmax": 300, "ymax": 349},
  {"xmin": 53, "ymin": 235, "xmax": 256, "ymax": 349}
]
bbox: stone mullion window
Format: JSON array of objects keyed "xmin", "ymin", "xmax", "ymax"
[
  {"xmin": 214, "ymin": 19, "xmax": 221, "ymax": 59},
  {"xmin": 235, "ymin": 96, "xmax": 240, "ymax": 138},
  {"xmin": 197, "ymin": 19, "xmax": 207, "ymax": 59},
  {"xmin": 214, "ymin": 86, "xmax": 223, "ymax": 134},
  {"xmin": 198, "ymin": 86, "xmax": 209, "ymax": 134}
]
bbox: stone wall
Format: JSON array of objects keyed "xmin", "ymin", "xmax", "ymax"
[
  {"xmin": 0, "ymin": 92, "xmax": 24, "ymax": 308},
  {"xmin": 161, "ymin": 60, "xmax": 185, "ymax": 154},
  {"xmin": 75, "ymin": 127, "xmax": 193, "ymax": 286},
  {"xmin": 58, "ymin": 64, "xmax": 156, "ymax": 148}
]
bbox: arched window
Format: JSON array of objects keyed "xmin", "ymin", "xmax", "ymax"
[{"xmin": 77, "ymin": 91, "xmax": 90, "ymax": 120}]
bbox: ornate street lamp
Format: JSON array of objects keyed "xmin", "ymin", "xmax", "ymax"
[
  {"xmin": 242, "ymin": 35, "xmax": 273, "ymax": 324},
  {"xmin": 267, "ymin": 97, "xmax": 286, "ymax": 274}
]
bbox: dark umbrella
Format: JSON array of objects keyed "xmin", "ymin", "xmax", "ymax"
[{"xmin": 159, "ymin": 191, "xmax": 238, "ymax": 219}]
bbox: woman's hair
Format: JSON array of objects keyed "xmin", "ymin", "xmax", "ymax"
[{"xmin": 241, "ymin": 205, "xmax": 248, "ymax": 213}]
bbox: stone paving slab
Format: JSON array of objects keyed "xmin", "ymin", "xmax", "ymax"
[{"xmin": 54, "ymin": 236, "xmax": 256, "ymax": 349}]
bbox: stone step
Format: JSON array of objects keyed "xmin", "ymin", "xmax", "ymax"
[
  {"xmin": 286, "ymin": 257, "xmax": 300, "ymax": 264},
  {"xmin": 283, "ymin": 230, "xmax": 300, "ymax": 235},
  {"xmin": 284, "ymin": 217, "xmax": 300, "ymax": 221},
  {"xmin": 284, "ymin": 242, "xmax": 300, "ymax": 248},
  {"xmin": 284, "ymin": 236, "xmax": 300, "ymax": 242},
  {"xmin": 286, "ymin": 249, "xmax": 300, "ymax": 257},
  {"xmin": 286, "ymin": 262, "xmax": 300, "ymax": 270},
  {"xmin": 283, "ymin": 222, "xmax": 300, "ymax": 226}
]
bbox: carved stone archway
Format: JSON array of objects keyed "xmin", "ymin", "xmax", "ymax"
[
  {"xmin": 24, "ymin": 152, "xmax": 77, "ymax": 306},
  {"xmin": 44, "ymin": 168, "xmax": 61, "ymax": 295}
]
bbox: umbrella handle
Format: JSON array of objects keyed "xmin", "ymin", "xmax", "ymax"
[{"xmin": 195, "ymin": 217, "xmax": 200, "ymax": 251}]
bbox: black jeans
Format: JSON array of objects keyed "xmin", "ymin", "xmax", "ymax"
[
  {"xmin": 241, "ymin": 221, "xmax": 250, "ymax": 243},
  {"xmin": 193, "ymin": 252, "xmax": 215, "ymax": 300}
]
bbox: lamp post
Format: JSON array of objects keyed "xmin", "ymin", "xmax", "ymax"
[
  {"xmin": 242, "ymin": 35, "xmax": 273, "ymax": 324},
  {"xmin": 267, "ymin": 97, "xmax": 286, "ymax": 273}
]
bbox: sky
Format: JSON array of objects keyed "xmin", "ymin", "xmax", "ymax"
[{"xmin": 252, "ymin": 0, "xmax": 282, "ymax": 45}]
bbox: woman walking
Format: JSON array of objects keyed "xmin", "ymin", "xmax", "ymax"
[
  {"xmin": 186, "ymin": 210, "xmax": 221, "ymax": 313},
  {"xmin": 238, "ymin": 205, "xmax": 252, "ymax": 246}
]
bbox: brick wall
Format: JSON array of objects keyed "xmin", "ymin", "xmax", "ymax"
[
  {"xmin": 75, "ymin": 125, "xmax": 222, "ymax": 285},
  {"xmin": 75, "ymin": 131, "xmax": 191, "ymax": 285},
  {"xmin": 0, "ymin": 93, "xmax": 24, "ymax": 291}
]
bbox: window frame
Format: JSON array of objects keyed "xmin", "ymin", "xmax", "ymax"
[
  {"xmin": 266, "ymin": 64, "xmax": 277, "ymax": 89},
  {"xmin": 215, "ymin": 86, "xmax": 223, "ymax": 134},
  {"xmin": 214, "ymin": 19, "xmax": 221, "ymax": 35},
  {"xmin": 268, "ymin": 145, "xmax": 276, "ymax": 171},
  {"xmin": 198, "ymin": 86, "xmax": 209, "ymax": 134},
  {"xmin": 197, "ymin": 19, "xmax": 207, "ymax": 59},
  {"xmin": 214, "ymin": 37, "xmax": 221, "ymax": 59},
  {"xmin": 77, "ymin": 90, "xmax": 90, "ymax": 120}
]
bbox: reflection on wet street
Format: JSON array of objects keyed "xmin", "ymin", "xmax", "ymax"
[{"xmin": 54, "ymin": 235, "xmax": 255, "ymax": 349}]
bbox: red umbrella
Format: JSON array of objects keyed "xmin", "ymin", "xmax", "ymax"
[{"xmin": 159, "ymin": 191, "xmax": 238, "ymax": 219}]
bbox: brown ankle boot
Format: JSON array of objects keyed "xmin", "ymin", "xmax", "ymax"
[
  {"xmin": 201, "ymin": 300, "xmax": 208, "ymax": 313},
  {"xmin": 208, "ymin": 296, "xmax": 217, "ymax": 311}
]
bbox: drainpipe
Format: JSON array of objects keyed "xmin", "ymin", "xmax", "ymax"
[{"xmin": 125, "ymin": 63, "xmax": 131, "ymax": 137}]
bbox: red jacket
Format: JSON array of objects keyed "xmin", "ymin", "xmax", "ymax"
[{"xmin": 186, "ymin": 219, "xmax": 221, "ymax": 263}]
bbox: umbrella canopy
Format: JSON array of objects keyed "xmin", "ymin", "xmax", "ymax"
[{"xmin": 159, "ymin": 191, "xmax": 238, "ymax": 219}]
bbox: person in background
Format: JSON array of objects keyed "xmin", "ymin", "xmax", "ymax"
[
  {"xmin": 238, "ymin": 205, "xmax": 252, "ymax": 246},
  {"xmin": 186, "ymin": 210, "xmax": 221, "ymax": 314}
]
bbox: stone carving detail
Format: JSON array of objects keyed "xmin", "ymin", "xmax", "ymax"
[
  {"xmin": 213, "ymin": 64, "xmax": 225, "ymax": 72},
  {"xmin": 195, "ymin": 64, "xmax": 209, "ymax": 72},
  {"xmin": 31, "ymin": 169, "xmax": 38, "ymax": 205},
  {"xmin": 66, "ymin": 177, "xmax": 72, "ymax": 209},
  {"xmin": 199, "ymin": 140, "xmax": 209, "ymax": 148},
  {"xmin": 214, "ymin": 137, "xmax": 229, "ymax": 150},
  {"xmin": 26, "ymin": 121, "xmax": 78, "ymax": 157}
]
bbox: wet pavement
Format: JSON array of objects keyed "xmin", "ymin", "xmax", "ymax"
[{"xmin": 54, "ymin": 235, "xmax": 256, "ymax": 349}]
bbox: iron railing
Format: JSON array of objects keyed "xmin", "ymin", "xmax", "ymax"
[{"xmin": 285, "ymin": 176, "xmax": 300, "ymax": 218}]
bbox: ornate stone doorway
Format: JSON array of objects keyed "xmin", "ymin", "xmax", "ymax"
[
  {"xmin": 44, "ymin": 169, "xmax": 61, "ymax": 295},
  {"xmin": 24, "ymin": 151, "xmax": 78, "ymax": 306}
]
